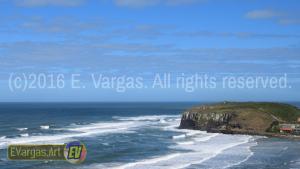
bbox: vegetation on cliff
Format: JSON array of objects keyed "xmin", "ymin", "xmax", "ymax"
[{"xmin": 180, "ymin": 102, "xmax": 300, "ymax": 135}]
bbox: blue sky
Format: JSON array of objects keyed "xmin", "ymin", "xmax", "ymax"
[{"xmin": 0, "ymin": 0, "xmax": 299, "ymax": 102}]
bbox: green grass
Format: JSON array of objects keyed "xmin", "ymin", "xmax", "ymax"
[{"xmin": 193, "ymin": 102, "xmax": 300, "ymax": 123}]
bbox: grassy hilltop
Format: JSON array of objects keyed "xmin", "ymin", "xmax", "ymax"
[
  {"xmin": 190, "ymin": 102, "xmax": 300, "ymax": 122},
  {"xmin": 180, "ymin": 102, "xmax": 300, "ymax": 135}
]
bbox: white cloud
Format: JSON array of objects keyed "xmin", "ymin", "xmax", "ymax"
[
  {"xmin": 245, "ymin": 9, "xmax": 281, "ymax": 19},
  {"xmin": 114, "ymin": 0, "xmax": 160, "ymax": 7},
  {"xmin": 278, "ymin": 18, "xmax": 300, "ymax": 25},
  {"xmin": 245, "ymin": 9, "xmax": 300, "ymax": 25},
  {"xmin": 114, "ymin": 0, "xmax": 204, "ymax": 7},
  {"xmin": 15, "ymin": 0, "xmax": 84, "ymax": 7},
  {"xmin": 175, "ymin": 31, "xmax": 300, "ymax": 39},
  {"xmin": 7, "ymin": 0, "xmax": 204, "ymax": 8},
  {"xmin": 166, "ymin": 0, "xmax": 204, "ymax": 6}
]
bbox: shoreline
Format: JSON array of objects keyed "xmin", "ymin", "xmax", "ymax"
[{"xmin": 207, "ymin": 129, "xmax": 300, "ymax": 140}]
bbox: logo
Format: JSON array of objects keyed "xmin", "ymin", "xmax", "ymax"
[
  {"xmin": 8, "ymin": 141, "xmax": 87, "ymax": 164},
  {"xmin": 8, "ymin": 144, "xmax": 65, "ymax": 160},
  {"xmin": 64, "ymin": 141, "xmax": 87, "ymax": 164}
]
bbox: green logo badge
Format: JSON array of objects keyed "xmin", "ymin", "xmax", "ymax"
[
  {"xmin": 64, "ymin": 141, "xmax": 87, "ymax": 164},
  {"xmin": 8, "ymin": 141, "xmax": 87, "ymax": 164}
]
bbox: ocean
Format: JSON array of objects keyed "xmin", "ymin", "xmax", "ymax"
[{"xmin": 0, "ymin": 102, "xmax": 300, "ymax": 169}]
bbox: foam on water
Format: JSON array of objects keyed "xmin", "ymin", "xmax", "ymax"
[
  {"xmin": 113, "ymin": 115, "xmax": 180, "ymax": 122},
  {"xmin": 290, "ymin": 158, "xmax": 300, "ymax": 169},
  {"xmin": 89, "ymin": 135, "xmax": 254, "ymax": 169},
  {"xmin": 172, "ymin": 134, "xmax": 186, "ymax": 139},
  {"xmin": 109, "ymin": 153, "xmax": 181, "ymax": 169},
  {"xmin": 40, "ymin": 125, "xmax": 50, "ymax": 130},
  {"xmin": 222, "ymin": 143, "xmax": 256, "ymax": 169},
  {"xmin": 86, "ymin": 115, "xmax": 256, "ymax": 169},
  {"xmin": 193, "ymin": 133, "xmax": 219, "ymax": 142},
  {"xmin": 20, "ymin": 133, "xmax": 29, "ymax": 137},
  {"xmin": 176, "ymin": 141, "xmax": 194, "ymax": 145},
  {"xmin": 65, "ymin": 121, "xmax": 137, "ymax": 132},
  {"xmin": 1, "ymin": 114, "xmax": 258, "ymax": 169},
  {"xmin": 16, "ymin": 128, "xmax": 28, "ymax": 131},
  {"xmin": 0, "ymin": 120, "xmax": 148, "ymax": 149}
]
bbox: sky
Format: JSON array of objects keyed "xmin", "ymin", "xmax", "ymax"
[{"xmin": 0, "ymin": 0, "xmax": 299, "ymax": 102}]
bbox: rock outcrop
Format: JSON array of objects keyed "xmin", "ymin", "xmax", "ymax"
[
  {"xmin": 179, "ymin": 102, "xmax": 300, "ymax": 135},
  {"xmin": 180, "ymin": 111, "xmax": 233, "ymax": 131}
]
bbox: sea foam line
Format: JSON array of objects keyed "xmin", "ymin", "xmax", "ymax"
[
  {"xmin": 16, "ymin": 128, "xmax": 28, "ymax": 131},
  {"xmin": 222, "ymin": 141, "xmax": 257, "ymax": 169},
  {"xmin": 110, "ymin": 153, "xmax": 181, "ymax": 169},
  {"xmin": 1, "ymin": 114, "xmax": 179, "ymax": 149},
  {"xmin": 91, "ymin": 135, "xmax": 253, "ymax": 169},
  {"xmin": 113, "ymin": 115, "xmax": 180, "ymax": 122},
  {"xmin": 0, "ymin": 120, "xmax": 144, "ymax": 149},
  {"xmin": 174, "ymin": 136, "xmax": 253, "ymax": 169}
]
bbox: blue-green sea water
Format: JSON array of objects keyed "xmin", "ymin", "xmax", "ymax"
[{"xmin": 0, "ymin": 102, "xmax": 299, "ymax": 169}]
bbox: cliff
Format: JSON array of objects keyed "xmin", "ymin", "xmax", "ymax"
[{"xmin": 179, "ymin": 102, "xmax": 300, "ymax": 135}]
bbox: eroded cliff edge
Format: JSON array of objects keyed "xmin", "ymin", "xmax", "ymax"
[{"xmin": 179, "ymin": 102, "xmax": 300, "ymax": 136}]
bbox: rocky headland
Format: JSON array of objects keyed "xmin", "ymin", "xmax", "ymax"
[{"xmin": 179, "ymin": 102, "xmax": 300, "ymax": 138}]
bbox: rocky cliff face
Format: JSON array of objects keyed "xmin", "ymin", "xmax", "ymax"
[
  {"xmin": 179, "ymin": 111, "xmax": 234, "ymax": 132},
  {"xmin": 178, "ymin": 102, "xmax": 294, "ymax": 135},
  {"xmin": 179, "ymin": 102, "xmax": 300, "ymax": 139}
]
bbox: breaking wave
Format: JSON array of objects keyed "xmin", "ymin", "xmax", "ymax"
[{"xmin": 84, "ymin": 115, "xmax": 256, "ymax": 169}]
